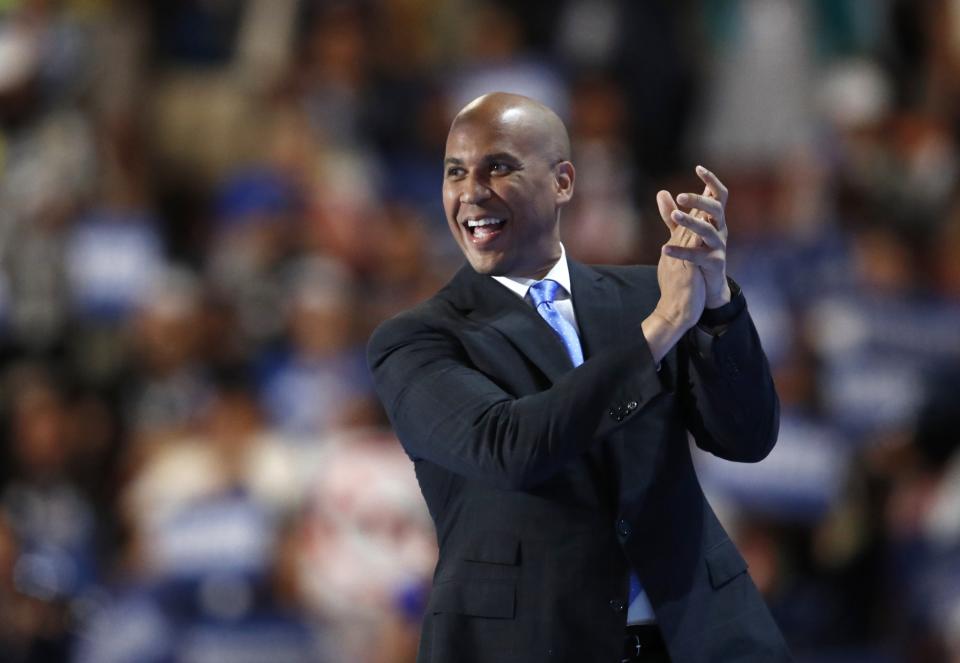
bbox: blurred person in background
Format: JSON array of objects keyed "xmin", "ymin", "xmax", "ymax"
[
  {"xmin": 1, "ymin": 363, "xmax": 97, "ymax": 662},
  {"xmin": 355, "ymin": 202, "xmax": 449, "ymax": 337},
  {"xmin": 78, "ymin": 368, "xmax": 324, "ymax": 662},
  {"xmin": 0, "ymin": 7, "xmax": 98, "ymax": 354},
  {"xmin": 294, "ymin": 2, "xmax": 373, "ymax": 152},
  {"xmin": 298, "ymin": 428, "xmax": 435, "ymax": 663},
  {"xmin": 121, "ymin": 266, "xmax": 211, "ymax": 449},
  {"xmin": 121, "ymin": 366, "xmax": 301, "ymax": 537},
  {"xmin": 877, "ymin": 367, "xmax": 960, "ymax": 661},
  {"xmin": 560, "ymin": 75, "xmax": 642, "ymax": 266},
  {"xmin": 445, "ymin": 1, "xmax": 568, "ymax": 119},
  {"xmin": 205, "ymin": 166, "xmax": 302, "ymax": 347},
  {"xmin": 258, "ymin": 255, "xmax": 373, "ymax": 442}
]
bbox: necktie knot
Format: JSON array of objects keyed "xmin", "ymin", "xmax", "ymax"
[{"xmin": 528, "ymin": 279, "xmax": 562, "ymax": 308}]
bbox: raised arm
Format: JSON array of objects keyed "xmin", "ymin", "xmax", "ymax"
[
  {"xmin": 651, "ymin": 166, "xmax": 779, "ymax": 461},
  {"xmin": 368, "ymin": 313, "xmax": 665, "ymax": 490}
]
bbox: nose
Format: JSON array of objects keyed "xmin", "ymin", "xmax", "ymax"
[{"xmin": 460, "ymin": 172, "xmax": 491, "ymax": 204}]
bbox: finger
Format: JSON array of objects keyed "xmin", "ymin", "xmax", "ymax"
[
  {"xmin": 656, "ymin": 190, "xmax": 678, "ymax": 232},
  {"xmin": 670, "ymin": 222, "xmax": 702, "ymax": 249},
  {"xmin": 695, "ymin": 165, "xmax": 729, "ymax": 213},
  {"xmin": 662, "ymin": 244, "xmax": 713, "ymax": 265},
  {"xmin": 670, "ymin": 210, "xmax": 723, "ymax": 250},
  {"xmin": 676, "ymin": 192, "xmax": 724, "ymax": 221}
]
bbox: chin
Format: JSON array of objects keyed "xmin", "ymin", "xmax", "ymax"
[
  {"xmin": 468, "ymin": 261, "xmax": 498, "ymax": 275},
  {"xmin": 465, "ymin": 252, "xmax": 505, "ymax": 275}
]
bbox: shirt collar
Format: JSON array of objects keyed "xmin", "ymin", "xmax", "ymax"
[{"xmin": 491, "ymin": 243, "xmax": 573, "ymax": 302}]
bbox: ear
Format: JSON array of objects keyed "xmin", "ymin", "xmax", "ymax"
[{"xmin": 554, "ymin": 161, "xmax": 575, "ymax": 205}]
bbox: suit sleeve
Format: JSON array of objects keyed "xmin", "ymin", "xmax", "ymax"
[
  {"xmin": 367, "ymin": 312, "xmax": 665, "ymax": 490},
  {"xmin": 678, "ymin": 289, "xmax": 780, "ymax": 462}
]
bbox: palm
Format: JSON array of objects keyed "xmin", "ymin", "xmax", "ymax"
[{"xmin": 656, "ymin": 227, "xmax": 706, "ymax": 328}]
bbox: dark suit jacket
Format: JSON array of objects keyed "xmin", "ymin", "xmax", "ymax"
[{"xmin": 368, "ymin": 260, "xmax": 791, "ymax": 663}]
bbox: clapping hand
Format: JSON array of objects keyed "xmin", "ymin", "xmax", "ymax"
[
  {"xmin": 654, "ymin": 166, "xmax": 731, "ymax": 330},
  {"xmin": 641, "ymin": 166, "xmax": 732, "ymax": 361}
]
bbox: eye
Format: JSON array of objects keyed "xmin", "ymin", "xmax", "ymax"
[
  {"xmin": 490, "ymin": 161, "xmax": 514, "ymax": 175},
  {"xmin": 445, "ymin": 166, "xmax": 465, "ymax": 179}
]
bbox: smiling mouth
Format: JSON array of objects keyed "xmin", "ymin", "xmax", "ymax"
[{"xmin": 462, "ymin": 217, "xmax": 507, "ymax": 243}]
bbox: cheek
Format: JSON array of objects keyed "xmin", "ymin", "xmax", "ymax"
[
  {"xmin": 442, "ymin": 189, "xmax": 458, "ymax": 218},
  {"xmin": 508, "ymin": 188, "xmax": 542, "ymax": 221}
]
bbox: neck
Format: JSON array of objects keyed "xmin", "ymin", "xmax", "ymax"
[{"xmin": 511, "ymin": 244, "xmax": 563, "ymax": 280}]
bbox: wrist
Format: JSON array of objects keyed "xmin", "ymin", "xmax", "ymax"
[
  {"xmin": 704, "ymin": 278, "xmax": 732, "ymax": 309},
  {"xmin": 642, "ymin": 310, "xmax": 689, "ymax": 363}
]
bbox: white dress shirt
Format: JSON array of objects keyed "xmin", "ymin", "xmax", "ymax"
[{"xmin": 492, "ymin": 243, "xmax": 580, "ymax": 334}]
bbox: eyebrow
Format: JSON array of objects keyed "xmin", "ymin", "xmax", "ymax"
[
  {"xmin": 443, "ymin": 152, "xmax": 521, "ymax": 166},
  {"xmin": 486, "ymin": 152, "xmax": 521, "ymax": 164}
]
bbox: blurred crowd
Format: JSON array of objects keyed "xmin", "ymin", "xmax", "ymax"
[{"xmin": 0, "ymin": 0, "xmax": 959, "ymax": 661}]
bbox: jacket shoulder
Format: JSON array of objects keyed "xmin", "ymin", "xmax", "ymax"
[{"xmin": 366, "ymin": 291, "xmax": 461, "ymax": 367}]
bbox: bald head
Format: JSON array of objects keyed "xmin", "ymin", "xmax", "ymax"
[
  {"xmin": 450, "ymin": 92, "xmax": 571, "ymax": 164},
  {"xmin": 441, "ymin": 92, "xmax": 576, "ymax": 278}
]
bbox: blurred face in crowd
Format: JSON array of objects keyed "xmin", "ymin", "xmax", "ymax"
[
  {"xmin": 14, "ymin": 383, "xmax": 69, "ymax": 478},
  {"xmin": 290, "ymin": 290, "xmax": 352, "ymax": 357},
  {"xmin": 133, "ymin": 290, "xmax": 200, "ymax": 374},
  {"xmin": 442, "ymin": 93, "xmax": 575, "ymax": 278}
]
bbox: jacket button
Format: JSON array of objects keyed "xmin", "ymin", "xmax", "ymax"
[
  {"xmin": 724, "ymin": 357, "xmax": 739, "ymax": 376},
  {"xmin": 616, "ymin": 519, "xmax": 631, "ymax": 538},
  {"xmin": 609, "ymin": 599, "xmax": 625, "ymax": 613}
]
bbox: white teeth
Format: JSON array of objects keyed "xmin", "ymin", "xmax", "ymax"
[{"xmin": 466, "ymin": 218, "xmax": 504, "ymax": 228}]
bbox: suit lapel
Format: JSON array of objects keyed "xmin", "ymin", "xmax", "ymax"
[
  {"xmin": 449, "ymin": 265, "xmax": 577, "ymax": 383},
  {"xmin": 445, "ymin": 260, "xmax": 625, "ymax": 382},
  {"xmin": 568, "ymin": 261, "xmax": 623, "ymax": 359}
]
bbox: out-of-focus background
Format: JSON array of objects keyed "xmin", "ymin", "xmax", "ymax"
[{"xmin": 0, "ymin": 0, "xmax": 959, "ymax": 661}]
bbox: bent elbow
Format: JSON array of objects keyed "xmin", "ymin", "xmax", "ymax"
[
  {"xmin": 705, "ymin": 397, "xmax": 780, "ymax": 463},
  {"xmin": 738, "ymin": 399, "xmax": 780, "ymax": 463}
]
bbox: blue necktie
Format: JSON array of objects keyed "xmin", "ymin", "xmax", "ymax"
[
  {"xmin": 528, "ymin": 279, "xmax": 651, "ymax": 618},
  {"xmin": 528, "ymin": 279, "xmax": 583, "ymax": 367}
]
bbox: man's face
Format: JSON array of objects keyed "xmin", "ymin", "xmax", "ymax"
[{"xmin": 442, "ymin": 117, "xmax": 573, "ymax": 278}]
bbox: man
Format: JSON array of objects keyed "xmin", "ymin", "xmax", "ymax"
[{"xmin": 368, "ymin": 92, "xmax": 790, "ymax": 662}]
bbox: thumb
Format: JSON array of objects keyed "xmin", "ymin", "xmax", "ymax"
[{"xmin": 656, "ymin": 190, "xmax": 678, "ymax": 233}]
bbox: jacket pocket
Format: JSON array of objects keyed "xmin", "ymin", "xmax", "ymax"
[
  {"xmin": 705, "ymin": 538, "xmax": 748, "ymax": 589},
  {"xmin": 462, "ymin": 532, "xmax": 520, "ymax": 565},
  {"xmin": 430, "ymin": 579, "xmax": 516, "ymax": 618}
]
